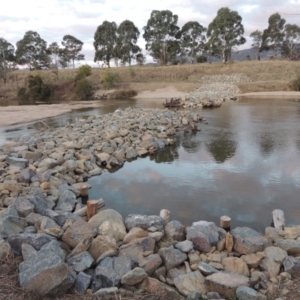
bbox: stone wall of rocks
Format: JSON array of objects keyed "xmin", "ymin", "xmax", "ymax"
[
  {"xmin": 183, "ymin": 73, "xmax": 251, "ymax": 108},
  {"xmin": 0, "ymin": 107, "xmax": 300, "ymax": 300}
]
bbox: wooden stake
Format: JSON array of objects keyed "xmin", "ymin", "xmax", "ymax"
[
  {"xmin": 220, "ymin": 216, "xmax": 231, "ymax": 230},
  {"xmin": 74, "ymin": 199, "xmax": 105, "ymax": 218},
  {"xmin": 87, "ymin": 200, "xmax": 99, "ymax": 220},
  {"xmin": 80, "ymin": 184, "xmax": 89, "ymax": 197},
  {"xmin": 272, "ymin": 209, "xmax": 285, "ymax": 230}
]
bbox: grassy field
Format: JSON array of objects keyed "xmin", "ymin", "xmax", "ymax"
[{"xmin": 0, "ymin": 60, "xmax": 300, "ymax": 105}]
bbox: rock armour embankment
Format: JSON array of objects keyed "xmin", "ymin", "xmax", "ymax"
[{"xmin": 184, "ymin": 73, "xmax": 252, "ymax": 108}]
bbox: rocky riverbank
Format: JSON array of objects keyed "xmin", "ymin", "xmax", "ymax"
[
  {"xmin": 183, "ymin": 73, "xmax": 252, "ymax": 108},
  {"xmin": 0, "ymin": 107, "xmax": 300, "ymax": 300}
]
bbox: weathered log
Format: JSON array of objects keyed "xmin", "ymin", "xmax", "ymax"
[
  {"xmin": 272, "ymin": 209, "xmax": 285, "ymax": 230},
  {"xmin": 74, "ymin": 199, "xmax": 105, "ymax": 217},
  {"xmin": 220, "ymin": 216, "xmax": 231, "ymax": 230},
  {"xmin": 87, "ymin": 200, "xmax": 99, "ymax": 220}
]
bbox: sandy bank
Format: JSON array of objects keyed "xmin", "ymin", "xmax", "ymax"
[
  {"xmin": 135, "ymin": 86, "xmax": 187, "ymax": 99},
  {"xmin": 0, "ymin": 101, "xmax": 103, "ymax": 127},
  {"xmin": 238, "ymin": 91, "xmax": 300, "ymax": 98}
]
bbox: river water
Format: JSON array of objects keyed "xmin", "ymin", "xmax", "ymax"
[{"xmin": 1, "ymin": 97, "xmax": 300, "ymax": 231}]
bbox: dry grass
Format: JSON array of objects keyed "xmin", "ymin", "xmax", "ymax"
[
  {"xmin": 1, "ymin": 60, "xmax": 300, "ymax": 105},
  {"xmin": 0, "ymin": 255, "xmax": 160, "ymax": 300}
]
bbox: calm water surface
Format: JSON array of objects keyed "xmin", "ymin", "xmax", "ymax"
[{"xmin": 2, "ymin": 98, "xmax": 300, "ymax": 231}]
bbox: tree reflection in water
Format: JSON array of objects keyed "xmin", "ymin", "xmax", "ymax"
[
  {"xmin": 258, "ymin": 133, "xmax": 275, "ymax": 157},
  {"xmin": 206, "ymin": 131, "xmax": 237, "ymax": 163}
]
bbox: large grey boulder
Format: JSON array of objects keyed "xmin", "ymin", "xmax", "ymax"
[
  {"xmin": 18, "ymin": 240, "xmax": 76, "ymax": 297},
  {"xmin": 88, "ymin": 209, "xmax": 123, "ymax": 227},
  {"xmin": 125, "ymin": 214, "xmax": 165, "ymax": 231},
  {"xmin": 7, "ymin": 233, "xmax": 55, "ymax": 256},
  {"xmin": 0, "ymin": 216, "xmax": 27, "ymax": 238},
  {"xmin": 121, "ymin": 267, "xmax": 148, "ymax": 285},
  {"xmin": 91, "ymin": 256, "xmax": 133, "ymax": 292},
  {"xmin": 236, "ymin": 286, "xmax": 267, "ymax": 300},
  {"xmin": 89, "ymin": 235, "xmax": 118, "ymax": 261},
  {"xmin": 158, "ymin": 246, "xmax": 187, "ymax": 271},
  {"xmin": 275, "ymin": 238, "xmax": 300, "ymax": 256},
  {"xmin": 186, "ymin": 227, "xmax": 211, "ymax": 252},
  {"xmin": 175, "ymin": 240, "xmax": 194, "ymax": 253},
  {"xmin": 139, "ymin": 253, "xmax": 163, "ymax": 275},
  {"xmin": 205, "ymin": 272, "xmax": 249, "ymax": 299},
  {"xmin": 191, "ymin": 221, "xmax": 219, "ymax": 246},
  {"xmin": 73, "ymin": 272, "xmax": 92, "ymax": 295},
  {"xmin": 232, "ymin": 227, "xmax": 269, "ymax": 255},
  {"xmin": 62, "ymin": 219, "xmax": 97, "ymax": 248},
  {"xmin": 283, "ymin": 256, "xmax": 300, "ymax": 278},
  {"xmin": 174, "ymin": 271, "xmax": 206, "ymax": 296},
  {"xmin": 67, "ymin": 251, "xmax": 94, "ymax": 272},
  {"xmin": 165, "ymin": 220, "xmax": 186, "ymax": 241},
  {"xmin": 13, "ymin": 197, "xmax": 35, "ymax": 218},
  {"xmin": 6, "ymin": 156, "xmax": 28, "ymax": 169},
  {"xmin": 56, "ymin": 190, "xmax": 76, "ymax": 212},
  {"xmin": 18, "ymin": 168, "xmax": 36, "ymax": 183}
]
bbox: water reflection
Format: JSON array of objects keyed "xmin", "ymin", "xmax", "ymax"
[
  {"xmin": 206, "ymin": 131, "xmax": 237, "ymax": 163},
  {"xmin": 2, "ymin": 97, "xmax": 300, "ymax": 231}
]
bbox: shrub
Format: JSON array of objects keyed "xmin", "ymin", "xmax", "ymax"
[
  {"xmin": 290, "ymin": 76, "xmax": 300, "ymax": 91},
  {"xmin": 100, "ymin": 71, "xmax": 120, "ymax": 89},
  {"xmin": 75, "ymin": 78, "xmax": 93, "ymax": 100},
  {"xmin": 28, "ymin": 75, "xmax": 52, "ymax": 100},
  {"xmin": 75, "ymin": 64, "xmax": 92, "ymax": 81},
  {"xmin": 109, "ymin": 89, "xmax": 138, "ymax": 99},
  {"xmin": 197, "ymin": 56, "xmax": 207, "ymax": 63},
  {"xmin": 17, "ymin": 87, "xmax": 31, "ymax": 105}
]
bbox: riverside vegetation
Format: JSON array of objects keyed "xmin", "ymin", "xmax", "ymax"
[
  {"xmin": 0, "ymin": 107, "xmax": 300, "ymax": 299},
  {"xmin": 1, "ymin": 60, "xmax": 300, "ymax": 106}
]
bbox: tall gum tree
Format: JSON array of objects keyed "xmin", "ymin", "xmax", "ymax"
[
  {"xmin": 143, "ymin": 10, "xmax": 180, "ymax": 65},
  {"xmin": 116, "ymin": 20, "xmax": 141, "ymax": 66},
  {"xmin": 282, "ymin": 24, "xmax": 300, "ymax": 60},
  {"xmin": 262, "ymin": 13, "xmax": 286, "ymax": 58},
  {"xmin": 207, "ymin": 7, "xmax": 246, "ymax": 63},
  {"xmin": 61, "ymin": 35, "xmax": 85, "ymax": 68},
  {"xmin": 178, "ymin": 21, "xmax": 207, "ymax": 64},
  {"xmin": 0, "ymin": 38, "xmax": 15, "ymax": 83},
  {"xmin": 250, "ymin": 30, "xmax": 263, "ymax": 60},
  {"xmin": 94, "ymin": 21, "xmax": 117, "ymax": 68},
  {"xmin": 16, "ymin": 31, "xmax": 49, "ymax": 69}
]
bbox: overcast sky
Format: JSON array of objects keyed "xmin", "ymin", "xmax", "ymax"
[{"xmin": 1, "ymin": 0, "xmax": 300, "ymax": 65}]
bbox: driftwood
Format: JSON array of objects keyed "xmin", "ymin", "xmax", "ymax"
[
  {"xmin": 163, "ymin": 98, "xmax": 181, "ymax": 108},
  {"xmin": 74, "ymin": 199, "xmax": 105, "ymax": 217},
  {"xmin": 272, "ymin": 209, "xmax": 285, "ymax": 230}
]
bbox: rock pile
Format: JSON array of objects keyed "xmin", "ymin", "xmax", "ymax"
[
  {"xmin": 183, "ymin": 73, "xmax": 251, "ymax": 108},
  {"xmin": 1, "ymin": 107, "xmax": 300, "ymax": 299},
  {"xmin": 0, "ymin": 107, "xmax": 202, "ymax": 211},
  {"xmin": 1, "ymin": 203, "xmax": 300, "ymax": 299}
]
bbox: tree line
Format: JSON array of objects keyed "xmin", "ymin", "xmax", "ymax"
[{"xmin": 1, "ymin": 7, "xmax": 300, "ymax": 83}]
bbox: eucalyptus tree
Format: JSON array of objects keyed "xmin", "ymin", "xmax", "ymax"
[
  {"xmin": 262, "ymin": 13, "xmax": 286, "ymax": 58},
  {"xmin": 116, "ymin": 20, "xmax": 141, "ymax": 66},
  {"xmin": 143, "ymin": 10, "xmax": 180, "ymax": 65},
  {"xmin": 250, "ymin": 30, "xmax": 263, "ymax": 60},
  {"xmin": 178, "ymin": 21, "xmax": 206, "ymax": 64},
  {"xmin": 0, "ymin": 38, "xmax": 15, "ymax": 83},
  {"xmin": 16, "ymin": 31, "xmax": 49, "ymax": 69},
  {"xmin": 61, "ymin": 35, "xmax": 85, "ymax": 68},
  {"xmin": 94, "ymin": 21, "xmax": 117, "ymax": 68},
  {"xmin": 282, "ymin": 24, "xmax": 300, "ymax": 60},
  {"xmin": 207, "ymin": 7, "xmax": 246, "ymax": 63}
]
